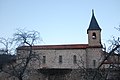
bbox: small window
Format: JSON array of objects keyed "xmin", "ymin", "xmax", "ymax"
[
  {"xmin": 73, "ymin": 55, "xmax": 77, "ymax": 64},
  {"xmin": 59, "ymin": 55, "xmax": 62, "ymax": 63},
  {"xmin": 92, "ymin": 32, "xmax": 96, "ymax": 39},
  {"xmin": 93, "ymin": 60, "xmax": 96, "ymax": 68},
  {"xmin": 43, "ymin": 56, "xmax": 46, "ymax": 64}
]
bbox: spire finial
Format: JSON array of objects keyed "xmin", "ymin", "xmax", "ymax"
[{"xmin": 92, "ymin": 9, "xmax": 94, "ymax": 15}]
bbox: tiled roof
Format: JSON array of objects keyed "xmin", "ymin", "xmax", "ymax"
[
  {"xmin": 17, "ymin": 44, "xmax": 102, "ymax": 50},
  {"xmin": 17, "ymin": 44, "xmax": 89, "ymax": 50}
]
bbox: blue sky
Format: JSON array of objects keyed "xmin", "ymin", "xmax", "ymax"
[{"xmin": 0, "ymin": 0, "xmax": 120, "ymax": 47}]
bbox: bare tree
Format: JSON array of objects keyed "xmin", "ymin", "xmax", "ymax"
[
  {"xmin": 0, "ymin": 29, "xmax": 42, "ymax": 80},
  {"xmin": 0, "ymin": 37, "xmax": 13, "ymax": 54},
  {"xmin": 92, "ymin": 27, "xmax": 120, "ymax": 80}
]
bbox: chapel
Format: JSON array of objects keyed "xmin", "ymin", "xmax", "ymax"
[{"xmin": 17, "ymin": 10, "xmax": 104, "ymax": 76}]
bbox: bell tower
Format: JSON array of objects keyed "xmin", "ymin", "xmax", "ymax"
[{"xmin": 87, "ymin": 10, "xmax": 102, "ymax": 47}]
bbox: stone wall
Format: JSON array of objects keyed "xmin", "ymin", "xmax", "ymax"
[
  {"xmin": 86, "ymin": 48, "xmax": 103, "ymax": 68},
  {"xmin": 29, "ymin": 49, "xmax": 87, "ymax": 69}
]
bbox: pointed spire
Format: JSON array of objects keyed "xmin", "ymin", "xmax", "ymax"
[
  {"xmin": 92, "ymin": 9, "xmax": 94, "ymax": 15},
  {"xmin": 87, "ymin": 10, "xmax": 101, "ymax": 32},
  {"xmin": 92, "ymin": 9, "xmax": 94, "ymax": 16}
]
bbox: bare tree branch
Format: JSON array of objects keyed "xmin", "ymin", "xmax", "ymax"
[{"xmin": 0, "ymin": 29, "xmax": 42, "ymax": 80}]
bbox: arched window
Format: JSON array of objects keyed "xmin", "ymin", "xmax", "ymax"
[
  {"xmin": 92, "ymin": 32, "xmax": 96, "ymax": 39},
  {"xmin": 59, "ymin": 55, "xmax": 62, "ymax": 63},
  {"xmin": 93, "ymin": 60, "xmax": 96, "ymax": 68},
  {"xmin": 43, "ymin": 56, "xmax": 46, "ymax": 64},
  {"xmin": 73, "ymin": 55, "xmax": 77, "ymax": 64}
]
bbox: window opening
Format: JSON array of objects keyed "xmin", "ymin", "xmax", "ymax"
[
  {"xmin": 73, "ymin": 55, "xmax": 77, "ymax": 64},
  {"xmin": 43, "ymin": 56, "xmax": 46, "ymax": 64},
  {"xmin": 92, "ymin": 32, "xmax": 96, "ymax": 39},
  {"xmin": 59, "ymin": 55, "xmax": 62, "ymax": 63},
  {"xmin": 93, "ymin": 60, "xmax": 96, "ymax": 68}
]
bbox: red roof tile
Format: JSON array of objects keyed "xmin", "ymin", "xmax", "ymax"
[
  {"xmin": 17, "ymin": 44, "xmax": 102, "ymax": 50},
  {"xmin": 17, "ymin": 44, "xmax": 89, "ymax": 50}
]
